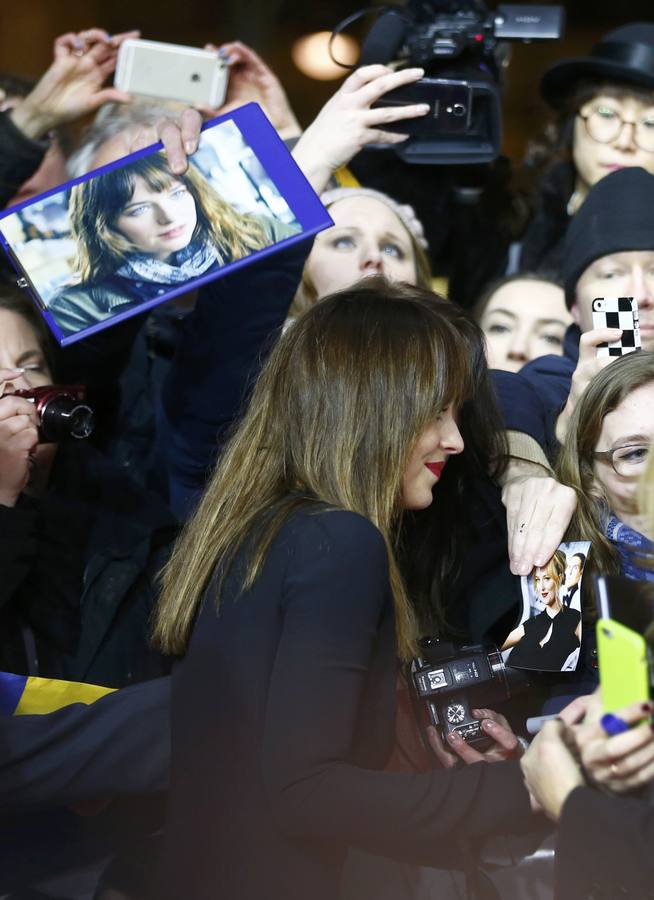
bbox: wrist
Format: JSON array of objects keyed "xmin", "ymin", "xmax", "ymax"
[
  {"xmin": 9, "ymin": 100, "xmax": 55, "ymax": 141},
  {"xmin": 291, "ymin": 144, "xmax": 333, "ymax": 195},
  {"xmin": 278, "ymin": 121, "xmax": 302, "ymax": 140}
]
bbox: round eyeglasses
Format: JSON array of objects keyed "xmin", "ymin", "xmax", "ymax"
[
  {"xmin": 593, "ymin": 443, "xmax": 650, "ymax": 478},
  {"xmin": 578, "ymin": 105, "xmax": 654, "ymax": 153}
]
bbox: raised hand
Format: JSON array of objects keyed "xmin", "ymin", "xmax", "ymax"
[
  {"xmin": 291, "ymin": 65, "xmax": 429, "ymax": 195},
  {"xmin": 9, "ymin": 28, "xmax": 140, "ymax": 140},
  {"xmin": 201, "ymin": 41, "xmax": 301, "ymax": 139},
  {"xmin": 502, "ymin": 466, "xmax": 577, "ymax": 575},
  {"xmin": 555, "ymin": 327, "xmax": 623, "ymax": 443}
]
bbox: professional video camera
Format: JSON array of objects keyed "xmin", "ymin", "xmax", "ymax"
[
  {"xmin": 13, "ymin": 385, "xmax": 94, "ymax": 442},
  {"xmin": 349, "ymin": 0, "xmax": 565, "ymax": 164},
  {"xmin": 412, "ymin": 638, "xmax": 528, "ymax": 750}
]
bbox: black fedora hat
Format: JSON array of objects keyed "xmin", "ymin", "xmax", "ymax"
[{"xmin": 541, "ymin": 22, "xmax": 654, "ymax": 109}]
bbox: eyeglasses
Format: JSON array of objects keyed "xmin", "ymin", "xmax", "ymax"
[
  {"xmin": 593, "ymin": 443, "xmax": 650, "ymax": 477},
  {"xmin": 578, "ymin": 105, "xmax": 654, "ymax": 152}
]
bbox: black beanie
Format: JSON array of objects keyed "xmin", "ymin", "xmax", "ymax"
[{"xmin": 562, "ymin": 166, "xmax": 654, "ymax": 308}]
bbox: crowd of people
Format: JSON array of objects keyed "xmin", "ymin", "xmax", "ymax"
[{"xmin": 1, "ymin": 17, "xmax": 654, "ymax": 900}]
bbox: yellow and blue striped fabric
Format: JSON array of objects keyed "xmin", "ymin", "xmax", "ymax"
[{"xmin": 0, "ymin": 671, "xmax": 115, "ymax": 715}]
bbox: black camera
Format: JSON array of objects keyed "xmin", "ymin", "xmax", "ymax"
[
  {"xmin": 355, "ymin": 0, "xmax": 565, "ymax": 164},
  {"xmin": 13, "ymin": 385, "xmax": 94, "ymax": 442},
  {"xmin": 412, "ymin": 638, "xmax": 528, "ymax": 750}
]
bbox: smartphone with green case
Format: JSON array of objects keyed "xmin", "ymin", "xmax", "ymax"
[{"xmin": 595, "ymin": 575, "xmax": 652, "ymax": 714}]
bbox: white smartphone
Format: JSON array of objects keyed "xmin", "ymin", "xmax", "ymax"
[
  {"xmin": 591, "ymin": 296, "xmax": 641, "ymax": 357},
  {"xmin": 115, "ymin": 38, "xmax": 228, "ymax": 108}
]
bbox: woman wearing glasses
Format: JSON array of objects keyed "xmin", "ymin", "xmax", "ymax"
[
  {"xmin": 558, "ymin": 350, "xmax": 654, "ymax": 582},
  {"xmin": 518, "ymin": 22, "xmax": 654, "ymax": 274}
]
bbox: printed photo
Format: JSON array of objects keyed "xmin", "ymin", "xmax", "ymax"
[
  {"xmin": 0, "ymin": 107, "xmax": 329, "ymax": 345},
  {"xmin": 501, "ymin": 541, "xmax": 591, "ymax": 672}
]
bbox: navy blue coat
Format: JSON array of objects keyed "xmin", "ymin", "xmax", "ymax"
[
  {"xmin": 161, "ymin": 240, "xmax": 311, "ymax": 517},
  {"xmin": 518, "ymin": 323, "xmax": 580, "ymax": 447}
]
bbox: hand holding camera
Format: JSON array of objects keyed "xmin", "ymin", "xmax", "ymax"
[
  {"xmin": 426, "ymin": 707, "xmax": 523, "ymax": 768},
  {"xmin": 0, "ymin": 368, "xmax": 41, "ymax": 507},
  {"xmin": 0, "ymin": 372, "xmax": 93, "ymax": 507},
  {"xmin": 413, "ymin": 640, "xmax": 528, "ymax": 766}
]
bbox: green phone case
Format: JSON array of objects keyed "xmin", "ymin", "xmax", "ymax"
[{"xmin": 596, "ymin": 617, "xmax": 650, "ymax": 713}]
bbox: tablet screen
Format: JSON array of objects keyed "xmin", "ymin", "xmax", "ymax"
[{"xmin": 0, "ymin": 104, "xmax": 332, "ymax": 345}]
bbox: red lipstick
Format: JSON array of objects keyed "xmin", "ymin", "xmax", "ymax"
[{"xmin": 425, "ymin": 461, "xmax": 446, "ymax": 478}]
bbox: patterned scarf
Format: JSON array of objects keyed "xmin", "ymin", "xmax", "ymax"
[
  {"xmin": 116, "ymin": 239, "xmax": 221, "ymax": 285},
  {"xmin": 606, "ymin": 514, "xmax": 654, "ymax": 582}
]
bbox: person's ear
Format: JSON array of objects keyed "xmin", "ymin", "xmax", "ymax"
[{"xmin": 570, "ymin": 298, "xmax": 582, "ymax": 328}]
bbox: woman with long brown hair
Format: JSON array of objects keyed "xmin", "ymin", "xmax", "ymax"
[
  {"xmin": 151, "ymin": 279, "xmax": 533, "ymax": 900},
  {"xmin": 48, "ymin": 152, "xmax": 297, "ymax": 336}
]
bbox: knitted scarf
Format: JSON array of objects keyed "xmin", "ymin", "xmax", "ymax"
[
  {"xmin": 606, "ymin": 514, "xmax": 654, "ymax": 582},
  {"xmin": 117, "ymin": 239, "xmax": 221, "ymax": 285}
]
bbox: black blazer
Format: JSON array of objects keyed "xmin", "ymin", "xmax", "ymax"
[
  {"xmin": 158, "ymin": 507, "xmax": 534, "ymax": 900},
  {"xmin": 555, "ymin": 786, "xmax": 654, "ymax": 900}
]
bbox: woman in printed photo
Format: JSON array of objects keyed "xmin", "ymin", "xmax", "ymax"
[
  {"xmin": 502, "ymin": 549, "xmax": 582, "ymax": 670},
  {"xmin": 49, "ymin": 153, "xmax": 298, "ymax": 336}
]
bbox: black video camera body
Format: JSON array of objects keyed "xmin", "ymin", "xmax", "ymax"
[
  {"xmin": 413, "ymin": 639, "xmax": 528, "ymax": 750},
  {"xmin": 13, "ymin": 385, "xmax": 94, "ymax": 442},
  {"xmin": 358, "ymin": 1, "xmax": 565, "ymax": 164}
]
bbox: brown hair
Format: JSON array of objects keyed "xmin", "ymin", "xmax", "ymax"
[
  {"xmin": 68, "ymin": 153, "xmax": 271, "ymax": 282},
  {"xmin": 153, "ymin": 278, "xmax": 503, "ymax": 661}
]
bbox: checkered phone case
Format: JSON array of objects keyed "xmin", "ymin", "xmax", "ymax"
[{"xmin": 592, "ymin": 297, "xmax": 641, "ymax": 357}]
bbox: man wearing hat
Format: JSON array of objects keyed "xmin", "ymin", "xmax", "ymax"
[
  {"xmin": 520, "ymin": 22, "xmax": 654, "ymax": 276},
  {"xmin": 519, "ymin": 165, "xmax": 654, "ymax": 443}
]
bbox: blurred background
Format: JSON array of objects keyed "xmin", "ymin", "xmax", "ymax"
[{"xmin": 2, "ymin": 0, "xmax": 653, "ymax": 164}]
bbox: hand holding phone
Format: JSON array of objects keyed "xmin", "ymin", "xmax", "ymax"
[
  {"xmin": 595, "ymin": 575, "xmax": 651, "ymax": 716},
  {"xmin": 597, "ymin": 617, "xmax": 650, "ymax": 714},
  {"xmin": 592, "ymin": 297, "xmax": 641, "ymax": 357}
]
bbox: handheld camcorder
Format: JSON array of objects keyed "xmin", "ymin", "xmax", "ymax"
[
  {"xmin": 13, "ymin": 385, "xmax": 94, "ymax": 442},
  {"xmin": 353, "ymin": 0, "xmax": 565, "ymax": 164},
  {"xmin": 413, "ymin": 638, "xmax": 528, "ymax": 749}
]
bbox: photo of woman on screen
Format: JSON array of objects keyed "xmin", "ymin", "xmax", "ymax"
[{"xmin": 48, "ymin": 153, "xmax": 298, "ymax": 336}]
